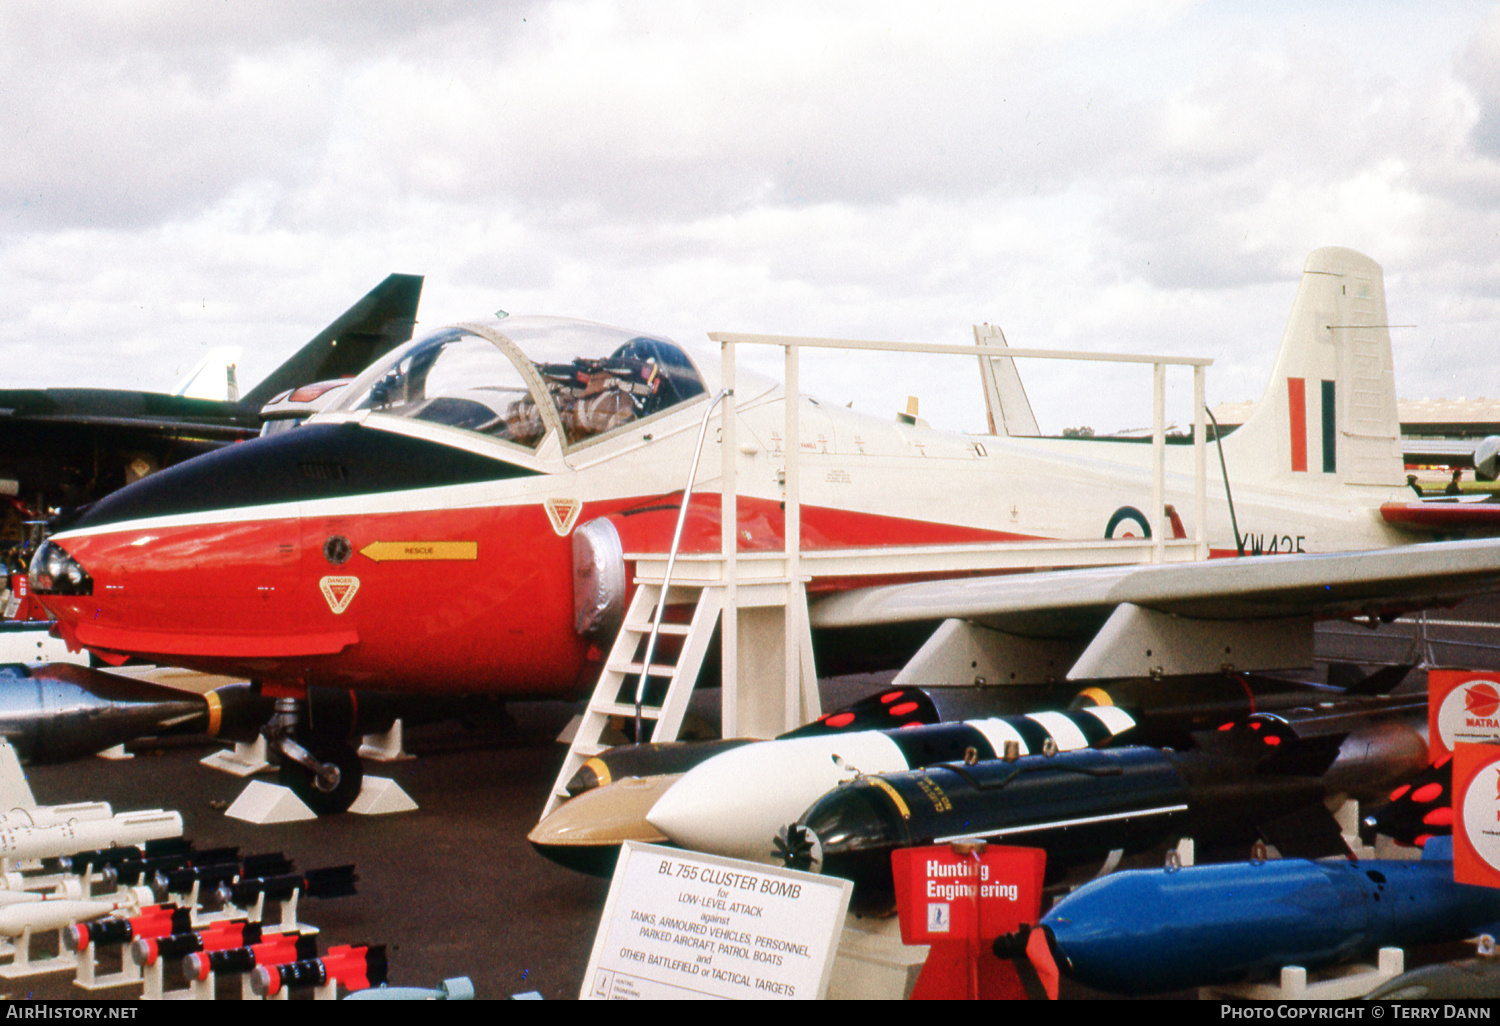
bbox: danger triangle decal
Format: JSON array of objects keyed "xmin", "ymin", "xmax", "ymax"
[
  {"xmin": 319, "ymin": 576, "xmax": 360, "ymax": 615},
  {"xmin": 545, "ymin": 497, "xmax": 582, "ymax": 536}
]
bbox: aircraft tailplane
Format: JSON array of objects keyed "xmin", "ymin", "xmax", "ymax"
[
  {"xmin": 1219, "ymin": 247, "xmax": 1402, "ymax": 490},
  {"xmin": 240, "ymin": 273, "xmax": 424, "ymax": 409}
]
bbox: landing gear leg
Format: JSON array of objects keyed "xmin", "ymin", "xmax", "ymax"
[{"xmin": 262, "ymin": 697, "xmax": 364, "ymax": 815}]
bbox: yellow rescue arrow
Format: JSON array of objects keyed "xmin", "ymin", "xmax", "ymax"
[{"xmin": 359, "ymin": 541, "xmax": 478, "ymax": 562}]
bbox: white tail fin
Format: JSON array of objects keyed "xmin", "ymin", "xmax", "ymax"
[
  {"xmin": 974, "ymin": 324, "xmax": 1040, "ymax": 436},
  {"xmin": 173, "ymin": 346, "xmax": 243, "ymax": 402},
  {"xmin": 1221, "ymin": 247, "xmax": 1402, "ymax": 490}
]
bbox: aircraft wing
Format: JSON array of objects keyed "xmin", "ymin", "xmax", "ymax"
[{"xmin": 810, "ymin": 537, "xmax": 1500, "ymax": 635}]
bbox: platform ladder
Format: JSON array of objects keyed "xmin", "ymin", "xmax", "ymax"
[{"xmin": 542, "ymin": 580, "xmax": 723, "ymax": 817}]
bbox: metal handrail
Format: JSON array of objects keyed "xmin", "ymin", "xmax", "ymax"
[{"xmin": 635, "ymin": 389, "xmax": 730, "ymax": 740}]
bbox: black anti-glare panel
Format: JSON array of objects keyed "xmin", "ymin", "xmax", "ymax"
[{"xmin": 68, "ymin": 423, "xmax": 537, "ymax": 530}]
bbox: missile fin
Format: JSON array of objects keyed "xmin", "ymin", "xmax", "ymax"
[
  {"xmin": 242, "ymin": 852, "xmax": 294, "ymax": 877},
  {"xmin": 304, "ymin": 865, "xmax": 359, "ymax": 899},
  {"xmin": 992, "ymin": 924, "xmax": 1059, "ymax": 1000},
  {"xmin": 1327, "ymin": 661, "xmax": 1413, "ymax": 695},
  {"xmin": 783, "ymin": 687, "xmax": 940, "ymax": 736},
  {"xmin": 1190, "ymin": 715, "xmax": 1345, "ymax": 778},
  {"xmin": 1363, "ymin": 757, "xmax": 1452, "ymax": 848},
  {"xmin": 365, "ymin": 945, "xmax": 389, "ymax": 989},
  {"xmin": 1254, "ymin": 802, "xmax": 1351, "ymax": 860}
]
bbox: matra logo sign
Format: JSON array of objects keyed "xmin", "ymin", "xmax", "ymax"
[
  {"xmin": 1454, "ymin": 743, "xmax": 1500, "ymax": 887},
  {"xmin": 1430, "ymin": 670, "xmax": 1500, "ymax": 761}
]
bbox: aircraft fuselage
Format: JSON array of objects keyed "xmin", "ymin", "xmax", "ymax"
[{"xmin": 30, "ymin": 311, "xmax": 1418, "ymax": 698}]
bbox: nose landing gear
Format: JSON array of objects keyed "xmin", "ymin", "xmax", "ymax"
[{"xmin": 262, "ymin": 696, "xmax": 364, "ymax": 815}]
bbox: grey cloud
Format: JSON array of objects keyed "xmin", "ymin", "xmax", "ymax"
[{"xmin": 1456, "ymin": 8, "xmax": 1500, "ymax": 158}]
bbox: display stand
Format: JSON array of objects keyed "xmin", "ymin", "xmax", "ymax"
[
  {"xmin": 826, "ymin": 915, "xmax": 928, "ymax": 1000},
  {"xmin": 358, "ymin": 721, "xmax": 412, "ymax": 762},
  {"xmin": 179, "ymin": 881, "xmax": 238, "ymax": 929},
  {"xmin": 72, "ymin": 937, "xmax": 142, "ymax": 990},
  {"xmin": 349, "ymin": 777, "xmax": 417, "ymax": 815},
  {"xmin": 225, "ymin": 782, "xmax": 317, "ymax": 824},
  {"xmin": 141, "ymin": 958, "xmax": 211, "ymax": 1000},
  {"xmin": 1333, "ymin": 798, "xmax": 1377, "ymax": 859},
  {"xmin": 242, "ymin": 971, "xmax": 290, "ymax": 1000},
  {"xmin": 1201, "ymin": 947, "xmax": 1404, "ymax": 1000},
  {"xmin": 227, "ymin": 889, "xmax": 318, "ymax": 936},
  {"xmin": 0, "ymin": 926, "xmax": 74, "ymax": 978},
  {"xmin": 201, "ymin": 736, "xmax": 272, "ymax": 777},
  {"xmin": 226, "ymin": 778, "xmax": 414, "ymax": 822}
]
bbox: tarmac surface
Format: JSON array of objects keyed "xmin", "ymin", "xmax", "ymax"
[{"xmin": 6, "ymin": 593, "xmax": 1500, "ymax": 1001}]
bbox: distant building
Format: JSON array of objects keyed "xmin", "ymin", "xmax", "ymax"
[{"xmin": 1209, "ymin": 397, "xmax": 1500, "ymax": 468}]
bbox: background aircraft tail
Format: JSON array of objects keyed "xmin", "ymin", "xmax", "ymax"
[
  {"xmin": 975, "ymin": 323, "xmax": 1041, "ymax": 436},
  {"xmin": 172, "ymin": 346, "xmax": 243, "ymax": 402},
  {"xmin": 241, "ymin": 273, "xmax": 424, "ymax": 409},
  {"xmin": 1219, "ymin": 247, "xmax": 1403, "ymax": 491}
]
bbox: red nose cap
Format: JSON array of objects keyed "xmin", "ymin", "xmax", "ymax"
[
  {"xmin": 63, "ymin": 924, "xmax": 89, "ymax": 952},
  {"xmin": 252, "ymin": 965, "xmax": 282, "ymax": 997}
]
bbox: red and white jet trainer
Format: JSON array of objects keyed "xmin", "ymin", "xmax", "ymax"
[{"xmin": 29, "ymin": 247, "xmax": 1500, "ymax": 809}]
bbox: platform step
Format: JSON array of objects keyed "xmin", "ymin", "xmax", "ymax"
[
  {"xmin": 541, "ymin": 580, "xmax": 724, "ymax": 820},
  {"xmin": 620, "ymin": 622, "xmax": 693, "ymax": 636},
  {"xmin": 607, "ymin": 661, "xmax": 679, "ymax": 678},
  {"xmin": 588, "ymin": 702, "xmax": 663, "ymax": 720}
]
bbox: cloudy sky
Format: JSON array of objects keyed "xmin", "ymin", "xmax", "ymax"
[{"xmin": 5, "ymin": 1, "xmax": 1500, "ymax": 434}]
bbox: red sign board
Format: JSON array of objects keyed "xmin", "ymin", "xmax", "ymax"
[
  {"xmin": 892, "ymin": 844, "xmax": 1047, "ymax": 1000},
  {"xmin": 1429, "ymin": 670, "xmax": 1500, "ymax": 761},
  {"xmin": 892, "ymin": 844, "xmax": 1045, "ymax": 944},
  {"xmin": 1453, "ymin": 741, "xmax": 1500, "ymax": 888}
]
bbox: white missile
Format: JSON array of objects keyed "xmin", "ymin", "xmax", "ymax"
[
  {"xmin": 0, "ymin": 891, "xmax": 46, "ymax": 908},
  {"xmin": 645, "ymin": 709, "xmax": 1135, "ymax": 862},
  {"xmin": 0, "ymin": 888, "xmax": 152, "ymax": 937},
  {"xmin": 0, "ymin": 802, "xmax": 112, "ymax": 831},
  {"xmin": 0, "ymin": 811, "xmax": 182, "ymax": 864}
]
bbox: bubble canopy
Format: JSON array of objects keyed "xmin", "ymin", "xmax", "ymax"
[{"xmin": 327, "ymin": 316, "xmax": 708, "ymax": 452}]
